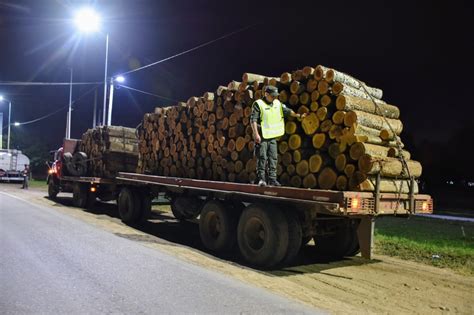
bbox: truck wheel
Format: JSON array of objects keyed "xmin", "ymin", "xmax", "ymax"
[
  {"xmin": 72, "ymin": 183, "xmax": 88, "ymax": 208},
  {"xmin": 280, "ymin": 211, "xmax": 302, "ymax": 266},
  {"xmin": 237, "ymin": 204, "xmax": 289, "ymax": 268},
  {"xmin": 171, "ymin": 196, "xmax": 201, "ymax": 221},
  {"xmin": 118, "ymin": 188, "xmax": 141, "ymax": 223},
  {"xmin": 138, "ymin": 190, "xmax": 152, "ymax": 222},
  {"xmin": 85, "ymin": 190, "xmax": 97, "ymax": 210},
  {"xmin": 199, "ymin": 200, "xmax": 238, "ymax": 252},
  {"xmin": 313, "ymin": 220, "xmax": 358, "ymax": 258},
  {"xmin": 48, "ymin": 180, "xmax": 59, "ymax": 199},
  {"xmin": 344, "ymin": 220, "xmax": 361, "ymax": 257}
]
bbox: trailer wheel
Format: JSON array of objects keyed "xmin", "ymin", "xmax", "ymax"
[
  {"xmin": 72, "ymin": 183, "xmax": 88, "ymax": 208},
  {"xmin": 280, "ymin": 211, "xmax": 302, "ymax": 266},
  {"xmin": 171, "ymin": 196, "xmax": 201, "ymax": 221},
  {"xmin": 199, "ymin": 200, "xmax": 238, "ymax": 252},
  {"xmin": 237, "ymin": 204, "xmax": 289, "ymax": 268},
  {"xmin": 313, "ymin": 219, "xmax": 359, "ymax": 258},
  {"xmin": 118, "ymin": 188, "xmax": 141, "ymax": 223},
  {"xmin": 138, "ymin": 190, "xmax": 152, "ymax": 222},
  {"xmin": 48, "ymin": 180, "xmax": 59, "ymax": 199},
  {"xmin": 344, "ymin": 220, "xmax": 361, "ymax": 257},
  {"xmin": 85, "ymin": 190, "xmax": 97, "ymax": 210}
]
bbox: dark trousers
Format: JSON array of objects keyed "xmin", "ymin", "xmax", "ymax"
[
  {"xmin": 22, "ymin": 176, "xmax": 29, "ymax": 189},
  {"xmin": 256, "ymin": 138, "xmax": 278, "ymax": 182}
]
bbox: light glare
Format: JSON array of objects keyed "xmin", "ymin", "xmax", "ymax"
[
  {"xmin": 74, "ymin": 8, "xmax": 100, "ymax": 33},
  {"xmin": 115, "ymin": 76, "xmax": 125, "ymax": 83}
]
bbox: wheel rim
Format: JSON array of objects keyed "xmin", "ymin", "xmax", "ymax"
[
  {"xmin": 206, "ymin": 211, "xmax": 221, "ymax": 240},
  {"xmin": 244, "ymin": 217, "xmax": 266, "ymax": 251}
]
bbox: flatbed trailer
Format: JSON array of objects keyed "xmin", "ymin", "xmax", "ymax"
[{"xmin": 49, "ymin": 170, "xmax": 432, "ymax": 268}]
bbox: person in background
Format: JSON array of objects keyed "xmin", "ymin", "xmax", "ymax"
[
  {"xmin": 250, "ymin": 85, "xmax": 305, "ymax": 186},
  {"xmin": 22, "ymin": 164, "xmax": 30, "ymax": 189}
]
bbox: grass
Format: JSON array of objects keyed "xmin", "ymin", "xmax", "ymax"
[
  {"xmin": 374, "ymin": 216, "xmax": 474, "ymax": 275},
  {"xmin": 28, "ymin": 179, "xmax": 47, "ymax": 188}
]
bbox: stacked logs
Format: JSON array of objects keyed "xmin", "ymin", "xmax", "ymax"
[
  {"xmin": 80, "ymin": 126, "xmax": 138, "ymax": 178},
  {"xmin": 137, "ymin": 65, "xmax": 422, "ymax": 193}
]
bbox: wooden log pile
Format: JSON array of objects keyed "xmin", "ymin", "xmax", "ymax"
[
  {"xmin": 137, "ymin": 65, "xmax": 422, "ymax": 193},
  {"xmin": 80, "ymin": 126, "xmax": 138, "ymax": 178}
]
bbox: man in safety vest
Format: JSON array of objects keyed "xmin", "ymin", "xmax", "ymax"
[{"xmin": 250, "ymin": 85, "xmax": 305, "ymax": 186}]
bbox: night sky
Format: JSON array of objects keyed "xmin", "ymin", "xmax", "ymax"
[{"xmin": 1, "ymin": 0, "xmax": 473, "ymax": 183}]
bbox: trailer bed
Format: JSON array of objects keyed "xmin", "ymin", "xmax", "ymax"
[{"xmin": 117, "ymin": 172, "xmax": 433, "ymax": 216}]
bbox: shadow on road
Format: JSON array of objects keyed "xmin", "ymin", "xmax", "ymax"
[{"xmin": 46, "ymin": 193, "xmax": 380, "ymax": 275}]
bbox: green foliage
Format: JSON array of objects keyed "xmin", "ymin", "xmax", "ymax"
[
  {"xmin": 8, "ymin": 128, "xmax": 51, "ymax": 178},
  {"xmin": 375, "ymin": 216, "xmax": 474, "ymax": 275}
]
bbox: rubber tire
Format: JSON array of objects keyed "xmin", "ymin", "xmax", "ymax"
[
  {"xmin": 313, "ymin": 220, "xmax": 358, "ymax": 258},
  {"xmin": 48, "ymin": 180, "xmax": 59, "ymax": 199},
  {"xmin": 171, "ymin": 196, "xmax": 201, "ymax": 221},
  {"xmin": 118, "ymin": 188, "xmax": 141, "ymax": 223},
  {"xmin": 280, "ymin": 211, "xmax": 302, "ymax": 266},
  {"xmin": 65, "ymin": 152, "xmax": 87, "ymax": 176},
  {"xmin": 72, "ymin": 183, "xmax": 88, "ymax": 208},
  {"xmin": 344, "ymin": 220, "xmax": 361, "ymax": 257},
  {"xmin": 138, "ymin": 190, "xmax": 152, "ymax": 222},
  {"xmin": 85, "ymin": 191, "xmax": 97, "ymax": 210},
  {"xmin": 199, "ymin": 200, "xmax": 238, "ymax": 252},
  {"xmin": 237, "ymin": 204, "xmax": 289, "ymax": 268}
]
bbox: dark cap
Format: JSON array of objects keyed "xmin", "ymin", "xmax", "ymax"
[{"xmin": 264, "ymin": 85, "xmax": 279, "ymax": 97}]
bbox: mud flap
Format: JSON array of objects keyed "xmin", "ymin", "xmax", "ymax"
[{"xmin": 357, "ymin": 216, "xmax": 375, "ymax": 259}]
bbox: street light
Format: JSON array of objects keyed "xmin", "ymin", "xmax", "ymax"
[
  {"xmin": 74, "ymin": 7, "xmax": 109, "ymax": 126},
  {"xmin": 107, "ymin": 76, "xmax": 125, "ymax": 126},
  {"xmin": 74, "ymin": 8, "xmax": 100, "ymax": 33},
  {"xmin": 0, "ymin": 95, "xmax": 12, "ymax": 150},
  {"xmin": 14, "ymin": 122, "xmax": 20, "ymax": 126}
]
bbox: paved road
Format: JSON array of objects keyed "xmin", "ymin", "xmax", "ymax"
[
  {"xmin": 416, "ymin": 213, "xmax": 474, "ymax": 222},
  {"xmin": 0, "ymin": 191, "xmax": 319, "ymax": 314}
]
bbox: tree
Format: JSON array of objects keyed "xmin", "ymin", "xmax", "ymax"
[{"xmin": 8, "ymin": 128, "xmax": 51, "ymax": 179}]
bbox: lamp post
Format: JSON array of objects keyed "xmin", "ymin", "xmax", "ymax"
[
  {"xmin": 107, "ymin": 76, "xmax": 125, "ymax": 126},
  {"xmin": 0, "ymin": 95, "xmax": 12, "ymax": 150},
  {"xmin": 74, "ymin": 7, "xmax": 109, "ymax": 126},
  {"xmin": 67, "ymin": 68, "xmax": 73, "ymax": 138}
]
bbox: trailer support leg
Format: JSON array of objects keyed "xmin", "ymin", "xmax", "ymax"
[{"xmin": 357, "ymin": 216, "xmax": 375, "ymax": 259}]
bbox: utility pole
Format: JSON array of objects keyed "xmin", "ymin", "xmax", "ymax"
[
  {"xmin": 93, "ymin": 88, "xmax": 98, "ymax": 128},
  {"xmin": 67, "ymin": 68, "xmax": 73, "ymax": 139}
]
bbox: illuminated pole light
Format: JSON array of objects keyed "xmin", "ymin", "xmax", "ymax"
[
  {"xmin": 107, "ymin": 76, "xmax": 125, "ymax": 126},
  {"xmin": 0, "ymin": 95, "xmax": 12, "ymax": 150},
  {"xmin": 74, "ymin": 8, "xmax": 100, "ymax": 33},
  {"xmin": 14, "ymin": 122, "xmax": 20, "ymax": 126},
  {"xmin": 73, "ymin": 7, "xmax": 108, "ymax": 126}
]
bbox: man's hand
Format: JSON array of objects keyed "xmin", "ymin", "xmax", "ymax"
[
  {"xmin": 296, "ymin": 112, "xmax": 307, "ymax": 121},
  {"xmin": 254, "ymin": 133, "xmax": 261, "ymax": 144}
]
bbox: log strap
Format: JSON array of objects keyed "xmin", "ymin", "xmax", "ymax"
[{"xmin": 358, "ymin": 81, "xmax": 414, "ymax": 211}]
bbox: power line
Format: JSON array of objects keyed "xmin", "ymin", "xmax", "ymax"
[
  {"xmin": 118, "ymin": 23, "xmax": 257, "ymax": 76},
  {"xmin": 2, "ymin": 85, "xmax": 98, "ymax": 129},
  {"xmin": 0, "ymin": 81, "xmax": 101, "ymax": 86},
  {"xmin": 119, "ymin": 84, "xmax": 180, "ymax": 103}
]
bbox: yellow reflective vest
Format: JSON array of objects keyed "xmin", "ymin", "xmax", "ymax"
[{"xmin": 255, "ymin": 99, "xmax": 285, "ymax": 139}]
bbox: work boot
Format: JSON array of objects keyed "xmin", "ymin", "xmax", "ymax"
[
  {"xmin": 268, "ymin": 180, "xmax": 281, "ymax": 187},
  {"xmin": 258, "ymin": 179, "xmax": 267, "ymax": 187}
]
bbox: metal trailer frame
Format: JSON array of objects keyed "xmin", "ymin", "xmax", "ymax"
[{"xmin": 115, "ymin": 172, "xmax": 433, "ymax": 259}]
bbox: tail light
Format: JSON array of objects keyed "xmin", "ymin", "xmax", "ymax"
[
  {"xmin": 422, "ymin": 201, "xmax": 428, "ymax": 211},
  {"xmin": 351, "ymin": 197, "xmax": 360, "ymax": 209}
]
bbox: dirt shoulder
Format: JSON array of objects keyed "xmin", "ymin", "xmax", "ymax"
[{"xmin": 2, "ymin": 186, "xmax": 472, "ymax": 314}]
